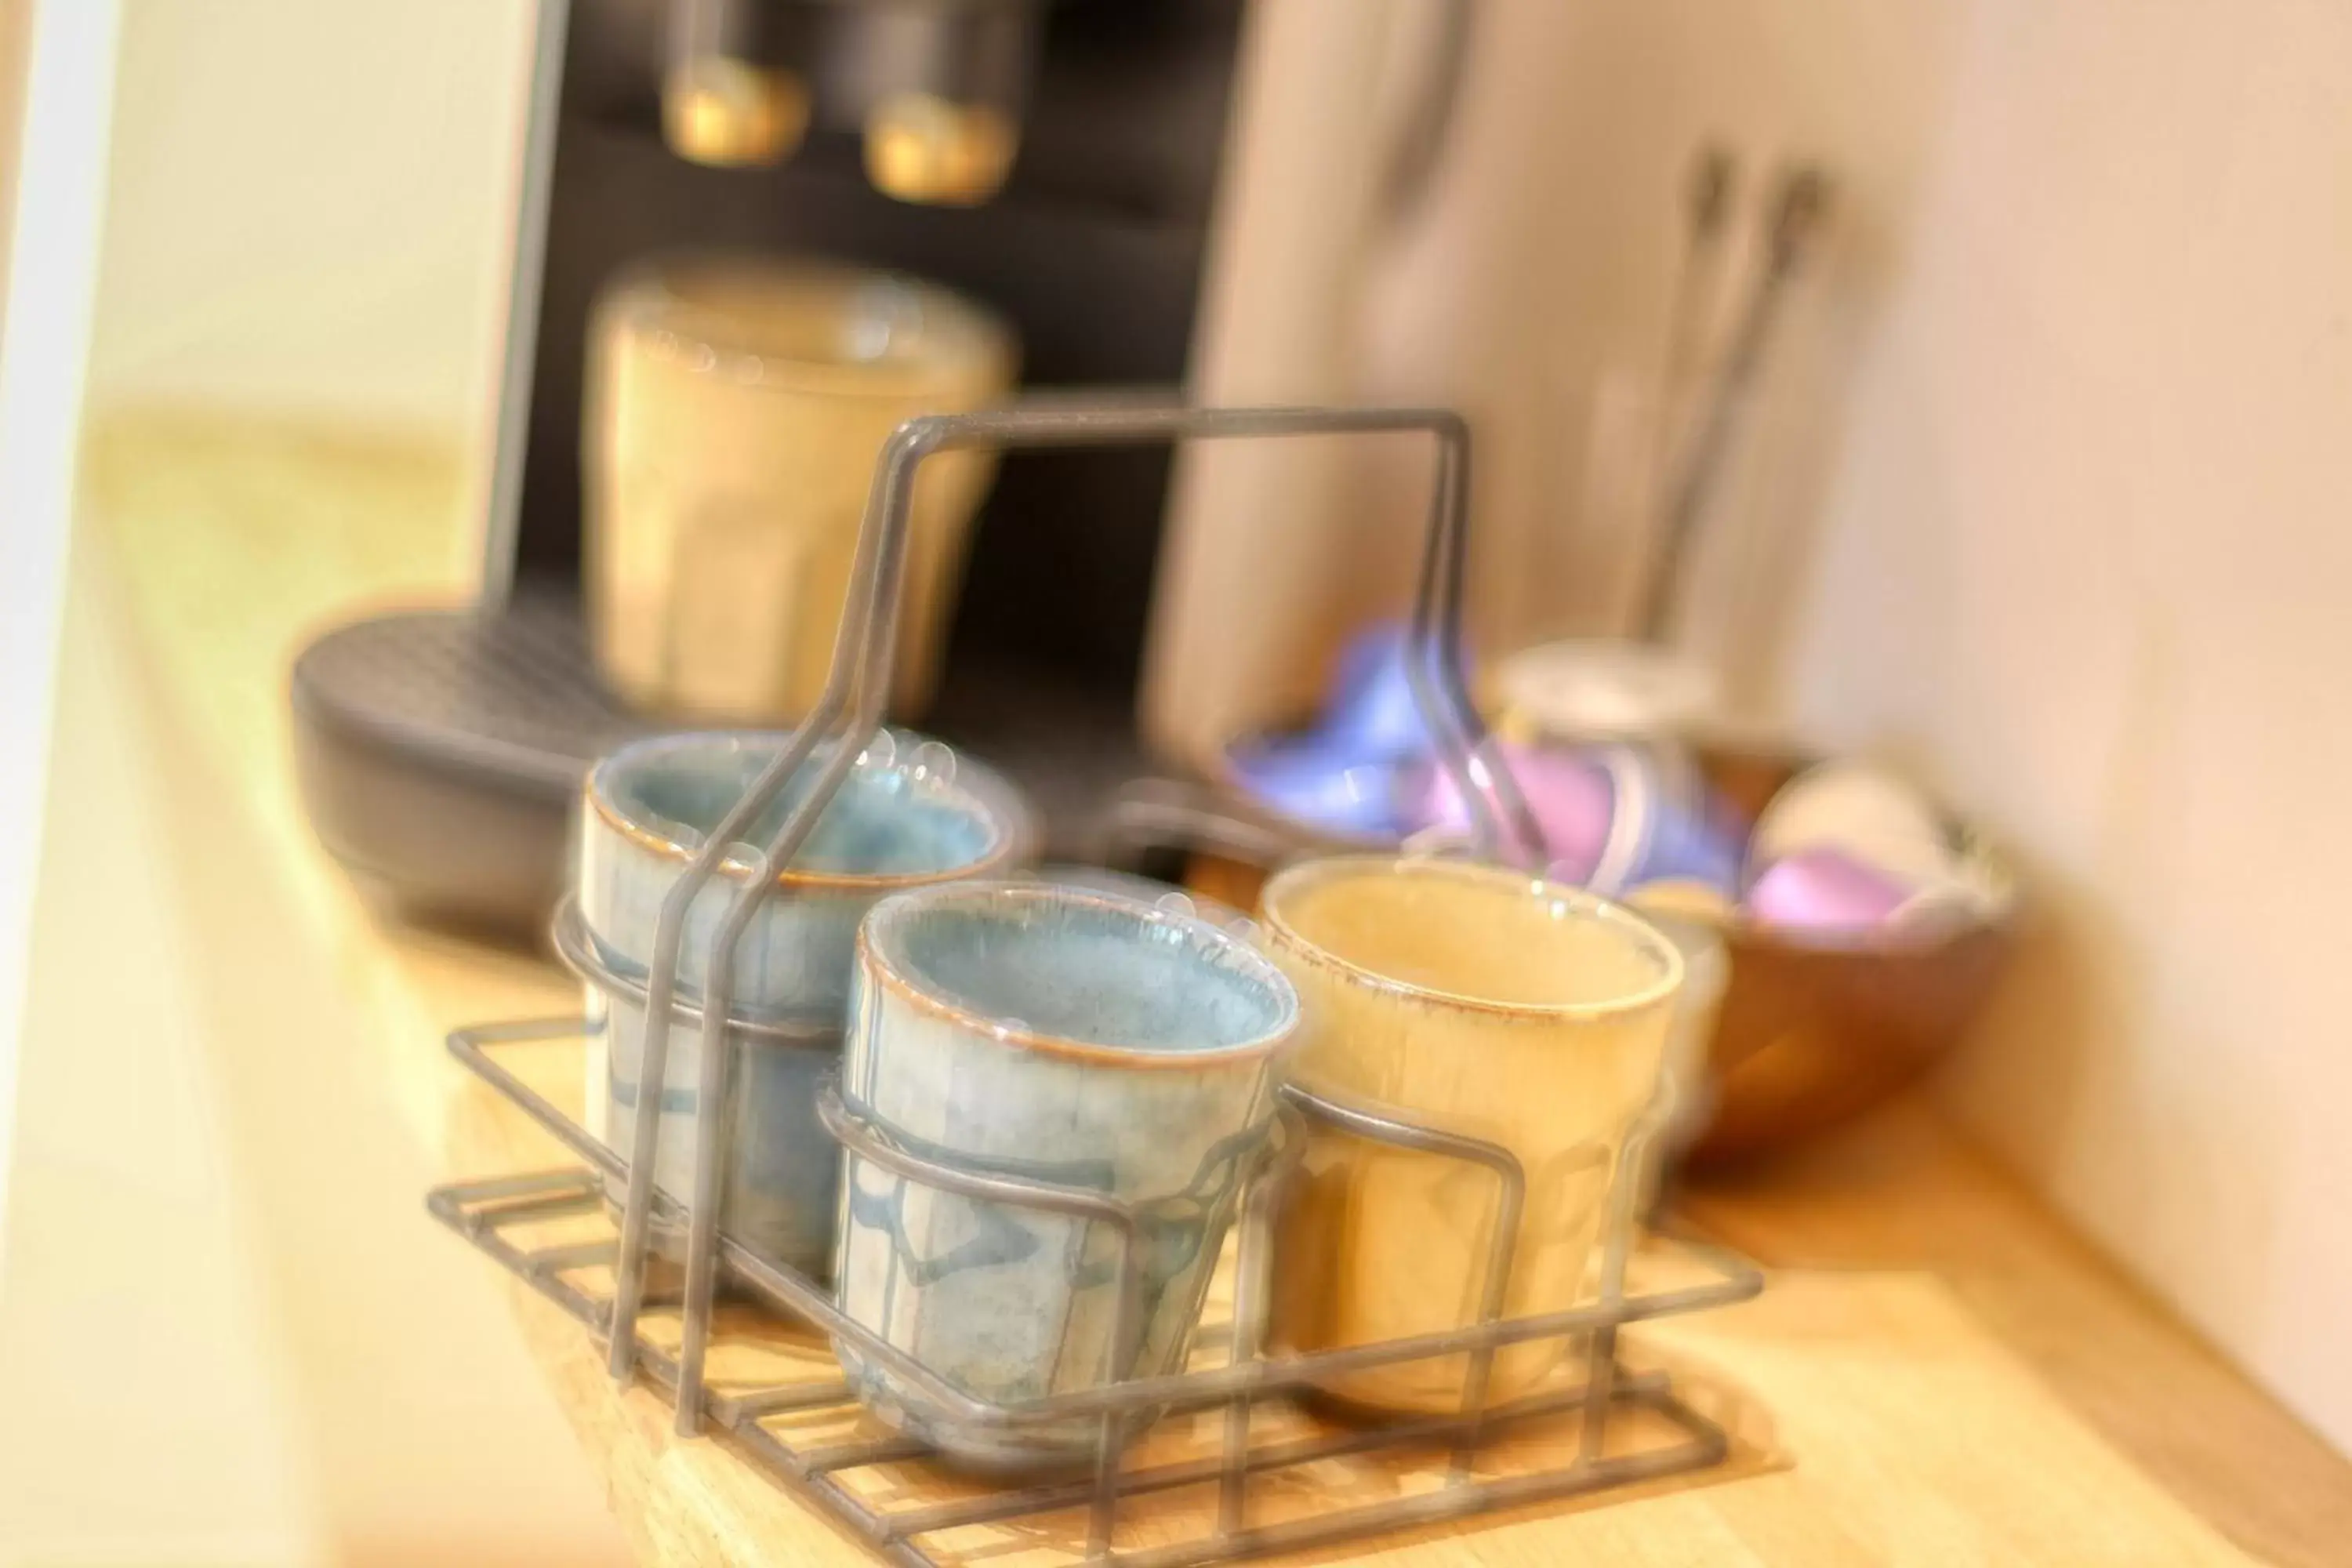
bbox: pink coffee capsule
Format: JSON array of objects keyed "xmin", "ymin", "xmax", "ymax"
[
  {"xmin": 1744, "ymin": 845, "xmax": 1914, "ymax": 933},
  {"xmin": 1407, "ymin": 745, "xmax": 1615, "ymax": 884}
]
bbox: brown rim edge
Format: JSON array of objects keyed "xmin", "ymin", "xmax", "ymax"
[
  {"xmin": 585, "ymin": 745, "xmax": 1018, "ymax": 892},
  {"xmin": 854, "ymin": 884, "xmax": 1298, "ymax": 1071},
  {"xmin": 1257, "ymin": 854, "xmax": 1686, "ymax": 1021}
]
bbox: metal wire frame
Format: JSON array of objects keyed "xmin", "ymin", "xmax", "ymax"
[
  {"xmin": 602, "ymin": 403, "xmax": 1548, "ymax": 1436},
  {"xmin": 429, "ymin": 398, "xmax": 1762, "ymax": 1562},
  {"xmin": 434, "ymin": 1014, "xmax": 1762, "ymax": 1566}
]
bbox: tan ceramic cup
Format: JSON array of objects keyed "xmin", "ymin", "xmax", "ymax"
[
  {"xmin": 1256, "ymin": 855, "xmax": 1682, "ymax": 1414},
  {"xmin": 586, "ymin": 256, "xmax": 1015, "ymax": 723}
]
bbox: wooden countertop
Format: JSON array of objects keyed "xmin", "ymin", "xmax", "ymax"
[{"xmin": 71, "ymin": 410, "xmax": 2352, "ymax": 1566}]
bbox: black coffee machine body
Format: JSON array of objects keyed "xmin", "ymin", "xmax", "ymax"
[{"xmin": 292, "ymin": 0, "xmax": 1247, "ymax": 935}]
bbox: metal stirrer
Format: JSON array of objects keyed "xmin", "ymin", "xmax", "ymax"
[
  {"xmin": 1637, "ymin": 162, "xmax": 1833, "ymax": 643},
  {"xmin": 1648, "ymin": 142, "xmax": 1739, "ymax": 544}
]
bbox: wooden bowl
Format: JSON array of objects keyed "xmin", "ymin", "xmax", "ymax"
[
  {"xmin": 1682, "ymin": 745, "xmax": 2016, "ymax": 1164},
  {"xmin": 1143, "ymin": 741, "xmax": 2018, "ymax": 1166}
]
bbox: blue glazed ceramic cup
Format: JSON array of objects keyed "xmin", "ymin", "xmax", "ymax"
[
  {"xmin": 834, "ymin": 882, "xmax": 1299, "ymax": 1470},
  {"xmin": 577, "ymin": 730, "xmax": 1029, "ymax": 1279}
]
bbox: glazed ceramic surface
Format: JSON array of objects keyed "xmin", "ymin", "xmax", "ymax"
[
  {"xmin": 834, "ymin": 883, "xmax": 1297, "ymax": 1470},
  {"xmin": 1021, "ymin": 864, "xmax": 1251, "ymax": 936},
  {"xmin": 1256, "ymin": 855, "xmax": 1681, "ymax": 1414},
  {"xmin": 578, "ymin": 730, "xmax": 1024, "ymax": 1278}
]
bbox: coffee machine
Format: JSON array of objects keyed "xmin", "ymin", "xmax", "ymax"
[{"xmin": 292, "ymin": 0, "xmax": 1250, "ymax": 934}]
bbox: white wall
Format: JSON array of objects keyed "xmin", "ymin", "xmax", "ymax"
[
  {"xmin": 1294, "ymin": 0, "xmax": 2352, "ymax": 1455},
  {"xmin": 1784, "ymin": 0, "xmax": 2352, "ymax": 1452},
  {"xmin": 1176, "ymin": 0, "xmax": 2352, "ymax": 1455},
  {"xmin": 1357, "ymin": 0, "xmax": 1958, "ymax": 693},
  {"xmin": 1149, "ymin": 0, "xmax": 1958, "ymax": 760},
  {"xmin": 88, "ymin": 0, "xmax": 532, "ymax": 434}
]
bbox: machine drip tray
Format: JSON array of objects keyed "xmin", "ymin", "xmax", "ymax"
[{"xmin": 290, "ymin": 589, "xmax": 1152, "ymax": 938}]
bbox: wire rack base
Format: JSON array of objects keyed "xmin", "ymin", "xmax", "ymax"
[{"xmin": 430, "ymin": 1018, "xmax": 1764, "ymax": 1568}]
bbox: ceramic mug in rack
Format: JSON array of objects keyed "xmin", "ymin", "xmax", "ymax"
[
  {"xmin": 1255, "ymin": 855, "xmax": 1683, "ymax": 1414},
  {"xmin": 577, "ymin": 729, "xmax": 1031, "ymax": 1280},
  {"xmin": 832, "ymin": 882, "xmax": 1298, "ymax": 1472}
]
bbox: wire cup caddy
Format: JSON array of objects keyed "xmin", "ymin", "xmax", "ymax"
[{"xmin": 429, "ymin": 403, "xmax": 1765, "ymax": 1566}]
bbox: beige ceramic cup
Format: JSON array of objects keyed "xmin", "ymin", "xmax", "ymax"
[
  {"xmin": 586, "ymin": 256, "xmax": 1015, "ymax": 723},
  {"xmin": 1256, "ymin": 855, "xmax": 1682, "ymax": 1414}
]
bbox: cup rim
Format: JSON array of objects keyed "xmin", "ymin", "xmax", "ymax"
[
  {"xmin": 856, "ymin": 880, "xmax": 1300, "ymax": 1070},
  {"xmin": 1256, "ymin": 853, "xmax": 1686, "ymax": 1020},
  {"xmin": 586, "ymin": 730, "xmax": 1018, "ymax": 891},
  {"xmin": 599, "ymin": 252, "xmax": 1017, "ymax": 401}
]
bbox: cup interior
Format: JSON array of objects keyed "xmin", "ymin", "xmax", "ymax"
[
  {"xmin": 595, "ymin": 733, "xmax": 1003, "ymax": 881},
  {"xmin": 613, "ymin": 256, "xmax": 1014, "ymax": 395},
  {"xmin": 866, "ymin": 885, "xmax": 1296, "ymax": 1057},
  {"xmin": 1261, "ymin": 855, "xmax": 1680, "ymax": 1013}
]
